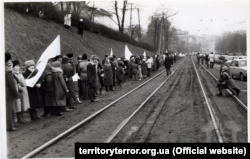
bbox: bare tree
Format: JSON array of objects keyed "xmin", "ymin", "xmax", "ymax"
[{"xmin": 113, "ymin": 0, "xmax": 128, "ymax": 33}]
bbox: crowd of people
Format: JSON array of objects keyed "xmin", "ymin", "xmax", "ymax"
[
  {"xmin": 5, "ymin": 50, "xmax": 180, "ymax": 131},
  {"xmin": 195, "ymin": 52, "xmax": 240, "ymax": 97}
]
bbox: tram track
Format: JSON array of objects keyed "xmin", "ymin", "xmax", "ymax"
[
  {"xmin": 192, "ymin": 57, "xmax": 247, "ymax": 143},
  {"xmin": 21, "ymin": 58, "xmax": 187, "ymax": 158},
  {"xmin": 111, "ymin": 57, "xmax": 219, "ymax": 143}
]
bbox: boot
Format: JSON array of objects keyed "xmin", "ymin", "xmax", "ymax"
[
  {"xmin": 105, "ymin": 86, "xmax": 109, "ymax": 91},
  {"xmin": 216, "ymin": 92, "xmax": 223, "ymax": 96},
  {"xmin": 110, "ymin": 85, "xmax": 115, "ymax": 91},
  {"xmin": 17, "ymin": 112, "xmax": 25, "ymax": 124},
  {"xmin": 29, "ymin": 109, "xmax": 36, "ymax": 120},
  {"xmin": 20, "ymin": 112, "xmax": 27, "ymax": 122},
  {"xmin": 233, "ymin": 88, "xmax": 240, "ymax": 96},
  {"xmin": 33, "ymin": 109, "xmax": 41, "ymax": 120}
]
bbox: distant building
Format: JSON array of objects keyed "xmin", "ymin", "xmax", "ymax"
[{"xmin": 54, "ymin": 2, "xmax": 116, "ymax": 29}]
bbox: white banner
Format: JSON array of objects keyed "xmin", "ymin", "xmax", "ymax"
[
  {"xmin": 26, "ymin": 35, "xmax": 61, "ymax": 87},
  {"xmin": 125, "ymin": 45, "xmax": 133, "ymax": 60},
  {"xmin": 110, "ymin": 48, "xmax": 113, "ymax": 57}
]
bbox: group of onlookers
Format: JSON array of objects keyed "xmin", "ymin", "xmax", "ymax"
[{"xmin": 6, "ymin": 51, "xmax": 182, "ymax": 131}]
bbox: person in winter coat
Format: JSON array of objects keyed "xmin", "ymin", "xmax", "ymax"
[
  {"xmin": 41, "ymin": 63, "xmax": 54, "ymax": 117},
  {"xmin": 97, "ymin": 59, "xmax": 104, "ymax": 94},
  {"xmin": 146, "ymin": 57, "xmax": 152, "ymax": 77},
  {"xmin": 208, "ymin": 52, "xmax": 215, "ymax": 68},
  {"xmin": 87, "ymin": 55, "xmax": 99, "ymax": 102},
  {"xmin": 76, "ymin": 55, "xmax": 82, "ymax": 100},
  {"xmin": 204, "ymin": 54, "xmax": 209, "ymax": 68},
  {"xmin": 217, "ymin": 66, "xmax": 240, "ymax": 96},
  {"xmin": 164, "ymin": 53, "xmax": 173, "ymax": 76},
  {"xmin": 200, "ymin": 54, "xmax": 204, "ymax": 65},
  {"xmin": 141, "ymin": 58, "xmax": 148, "ymax": 78},
  {"xmin": 103, "ymin": 58, "xmax": 114, "ymax": 91},
  {"xmin": 51, "ymin": 61, "xmax": 70, "ymax": 116},
  {"xmin": 77, "ymin": 19, "xmax": 84, "ymax": 35},
  {"xmin": 61, "ymin": 56, "xmax": 76, "ymax": 110},
  {"xmin": 23, "ymin": 60, "xmax": 44, "ymax": 121},
  {"xmin": 116, "ymin": 61, "xmax": 124, "ymax": 87},
  {"xmin": 5, "ymin": 52, "xmax": 19, "ymax": 131},
  {"xmin": 64, "ymin": 13, "xmax": 72, "ymax": 29},
  {"xmin": 78, "ymin": 53, "xmax": 89, "ymax": 100},
  {"xmin": 196, "ymin": 53, "xmax": 201, "ymax": 64},
  {"xmin": 132, "ymin": 60, "xmax": 139, "ymax": 81},
  {"xmin": 12, "ymin": 60, "xmax": 30, "ymax": 124}
]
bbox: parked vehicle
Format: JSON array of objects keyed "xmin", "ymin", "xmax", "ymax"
[{"xmin": 230, "ymin": 59, "xmax": 247, "ymax": 81}]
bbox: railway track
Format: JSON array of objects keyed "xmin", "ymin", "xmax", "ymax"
[
  {"xmin": 21, "ymin": 56, "xmax": 247, "ymax": 158},
  {"xmin": 21, "ymin": 58, "xmax": 187, "ymax": 158}
]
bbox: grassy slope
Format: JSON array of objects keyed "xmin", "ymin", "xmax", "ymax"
[{"xmin": 5, "ymin": 8, "xmax": 155, "ymax": 65}]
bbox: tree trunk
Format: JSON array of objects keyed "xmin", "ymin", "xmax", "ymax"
[
  {"xmin": 60, "ymin": 2, "xmax": 63, "ymax": 13},
  {"xmin": 114, "ymin": 1, "xmax": 121, "ymax": 32},
  {"xmin": 120, "ymin": 0, "xmax": 127, "ymax": 33}
]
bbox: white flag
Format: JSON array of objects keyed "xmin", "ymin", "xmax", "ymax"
[
  {"xmin": 143, "ymin": 51, "xmax": 146, "ymax": 57},
  {"xmin": 165, "ymin": 49, "xmax": 168, "ymax": 53},
  {"xmin": 26, "ymin": 35, "xmax": 61, "ymax": 87},
  {"xmin": 72, "ymin": 73, "xmax": 80, "ymax": 82},
  {"xmin": 110, "ymin": 48, "xmax": 113, "ymax": 57},
  {"xmin": 125, "ymin": 45, "xmax": 133, "ymax": 60}
]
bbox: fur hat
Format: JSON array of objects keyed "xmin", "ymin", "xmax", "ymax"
[
  {"xmin": 82, "ymin": 53, "xmax": 88, "ymax": 60},
  {"xmin": 62, "ymin": 56, "xmax": 69, "ymax": 62},
  {"xmin": 5, "ymin": 51, "xmax": 11, "ymax": 63},
  {"xmin": 66, "ymin": 53, "xmax": 74, "ymax": 58},
  {"xmin": 24, "ymin": 60, "xmax": 35, "ymax": 68},
  {"xmin": 52, "ymin": 61, "xmax": 61, "ymax": 68},
  {"xmin": 12, "ymin": 60, "xmax": 20, "ymax": 67}
]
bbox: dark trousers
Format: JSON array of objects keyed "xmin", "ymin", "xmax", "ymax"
[
  {"xmin": 6, "ymin": 99, "xmax": 14, "ymax": 129},
  {"xmin": 89, "ymin": 86, "xmax": 96, "ymax": 102},
  {"xmin": 78, "ymin": 80, "xmax": 82, "ymax": 98},
  {"xmin": 165, "ymin": 67, "xmax": 171, "ymax": 75},
  {"xmin": 147, "ymin": 68, "xmax": 151, "ymax": 77},
  {"xmin": 66, "ymin": 78, "xmax": 75, "ymax": 107},
  {"xmin": 197, "ymin": 58, "xmax": 200, "ymax": 64},
  {"xmin": 210, "ymin": 62, "xmax": 214, "ymax": 68},
  {"xmin": 80, "ymin": 81, "xmax": 88, "ymax": 99}
]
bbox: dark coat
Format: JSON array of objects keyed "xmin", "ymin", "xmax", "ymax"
[
  {"xmin": 42, "ymin": 72, "xmax": 53, "ymax": 106},
  {"xmin": 103, "ymin": 64, "xmax": 113, "ymax": 85},
  {"xmin": 164, "ymin": 56, "xmax": 173, "ymax": 69},
  {"xmin": 116, "ymin": 66, "xmax": 124, "ymax": 81},
  {"xmin": 141, "ymin": 61, "xmax": 148, "ymax": 76},
  {"xmin": 61, "ymin": 61, "xmax": 74, "ymax": 79},
  {"xmin": 87, "ymin": 63, "xmax": 98, "ymax": 88},
  {"xmin": 128, "ymin": 61, "xmax": 133, "ymax": 77},
  {"xmin": 51, "ymin": 68, "xmax": 68, "ymax": 106},
  {"xmin": 132, "ymin": 63, "xmax": 139, "ymax": 74},
  {"xmin": 97, "ymin": 63, "xmax": 104, "ymax": 87},
  {"xmin": 6, "ymin": 70, "xmax": 19, "ymax": 101},
  {"xmin": 23, "ymin": 69, "xmax": 44, "ymax": 109},
  {"xmin": 77, "ymin": 21, "xmax": 84, "ymax": 35}
]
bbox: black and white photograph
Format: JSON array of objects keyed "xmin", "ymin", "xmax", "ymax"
[{"xmin": 1, "ymin": 0, "xmax": 249, "ymax": 158}]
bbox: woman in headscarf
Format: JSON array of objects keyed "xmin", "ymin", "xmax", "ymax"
[
  {"xmin": 23, "ymin": 60, "xmax": 44, "ymax": 120},
  {"xmin": 41, "ymin": 63, "xmax": 54, "ymax": 117},
  {"xmin": 12, "ymin": 60, "xmax": 30, "ymax": 124},
  {"xmin": 51, "ymin": 61, "xmax": 69, "ymax": 116}
]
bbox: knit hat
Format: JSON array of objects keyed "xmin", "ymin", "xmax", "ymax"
[
  {"xmin": 12, "ymin": 60, "xmax": 20, "ymax": 67},
  {"xmin": 62, "ymin": 56, "xmax": 69, "ymax": 62},
  {"xmin": 66, "ymin": 53, "xmax": 73, "ymax": 58},
  {"xmin": 52, "ymin": 61, "xmax": 61, "ymax": 68},
  {"xmin": 82, "ymin": 53, "xmax": 88, "ymax": 60},
  {"xmin": 5, "ymin": 51, "xmax": 11, "ymax": 63},
  {"xmin": 24, "ymin": 60, "xmax": 35, "ymax": 68}
]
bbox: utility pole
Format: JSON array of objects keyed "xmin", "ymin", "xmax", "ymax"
[
  {"xmin": 137, "ymin": 8, "xmax": 141, "ymax": 42},
  {"xmin": 130, "ymin": 3, "xmax": 132, "ymax": 41}
]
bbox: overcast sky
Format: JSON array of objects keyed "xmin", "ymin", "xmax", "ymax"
[{"xmin": 93, "ymin": 0, "xmax": 250, "ymax": 36}]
